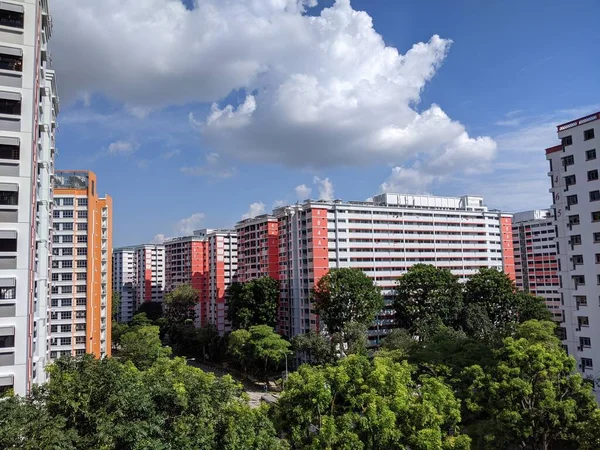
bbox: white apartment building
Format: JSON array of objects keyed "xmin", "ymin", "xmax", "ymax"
[
  {"xmin": 546, "ymin": 111, "xmax": 600, "ymax": 386},
  {"xmin": 0, "ymin": 0, "xmax": 58, "ymax": 396},
  {"xmin": 112, "ymin": 244, "xmax": 165, "ymax": 323},
  {"xmin": 273, "ymin": 193, "xmax": 515, "ymax": 341},
  {"xmin": 112, "ymin": 248, "xmax": 135, "ymax": 323},
  {"xmin": 512, "ymin": 210, "xmax": 560, "ymax": 321}
]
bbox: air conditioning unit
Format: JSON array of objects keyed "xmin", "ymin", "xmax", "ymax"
[{"xmin": 578, "ymin": 346, "xmax": 583, "ymax": 351}]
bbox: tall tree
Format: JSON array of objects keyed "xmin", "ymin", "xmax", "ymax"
[
  {"xmin": 136, "ymin": 301, "xmax": 163, "ymax": 322},
  {"xmin": 394, "ymin": 264, "xmax": 464, "ymax": 338},
  {"xmin": 227, "ymin": 277, "xmax": 279, "ymax": 330},
  {"xmin": 292, "ymin": 331, "xmax": 335, "ymax": 366},
  {"xmin": 119, "ymin": 325, "xmax": 172, "ymax": 370},
  {"xmin": 111, "ymin": 290, "xmax": 121, "ymax": 320},
  {"xmin": 465, "ymin": 320, "xmax": 600, "ymax": 449},
  {"xmin": 313, "ymin": 268, "xmax": 384, "ymax": 334},
  {"xmin": 164, "ymin": 284, "xmax": 199, "ymax": 325},
  {"xmin": 515, "ymin": 291, "xmax": 553, "ymax": 323},
  {"xmin": 276, "ymin": 354, "xmax": 471, "ymax": 449}
]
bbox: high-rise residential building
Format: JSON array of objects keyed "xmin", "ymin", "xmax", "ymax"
[
  {"xmin": 112, "ymin": 244, "xmax": 165, "ymax": 323},
  {"xmin": 546, "ymin": 110, "xmax": 600, "ymax": 385},
  {"xmin": 0, "ymin": 0, "xmax": 58, "ymax": 396},
  {"xmin": 512, "ymin": 210, "xmax": 561, "ymax": 321},
  {"xmin": 236, "ymin": 215, "xmax": 279, "ymax": 282},
  {"xmin": 237, "ymin": 193, "xmax": 514, "ymax": 341},
  {"xmin": 164, "ymin": 229, "xmax": 237, "ymax": 334},
  {"xmin": 50, "ymin": 171, "xmax": 112, "ymax": 360}
]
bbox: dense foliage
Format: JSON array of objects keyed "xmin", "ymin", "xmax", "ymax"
[{"xmin": 227, "ymin": 277, "xmax": 280, "ymax": 330}]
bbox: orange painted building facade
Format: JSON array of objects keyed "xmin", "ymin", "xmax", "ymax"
[
  {"xmin": 235, "ymin": 215, "xmax": 279, "ymax": 282},
  {"xmin": 50, "ymin": 171, "xmax": 112, "ymax": 359}
]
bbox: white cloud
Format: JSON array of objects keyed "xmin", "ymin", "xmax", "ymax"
[
  {"xmin": 108, "ymin": 140, "xmax": 138, "ymax": 155},
  {"xmin": 313, "ymin": 176, "xmax": 334, "ymax": 200},
  {"xmin": 242, "ymin": 202, "xmax": 266, "ymax": 220},
  {"xmin": 381, "ymin": 167, "xmax": 435, "ymax": 194},
  {"xmin": 180, "ymin": 152, "xmax": 236, "ymax": 178},
  {"xmin": 295, "ymin": 184, "xmax": 312, "ymax": 200},
  {"xmin": 53, "ymin": 0, "xmax": 495, "ymax": 180},
  {"xmin": 175, "ymin": 212, "xmax": 206, "ymax": 236},
  {"xmin": 151, "ymin": 233, "xmax": 167, "ymax": 244},
  {"xmin": 162, "ymin": 149, "xmax": 181, "ymax": 159},
  {"xmin": 273, "ymin": 199, "xmax": 287, "ymax": 208}
]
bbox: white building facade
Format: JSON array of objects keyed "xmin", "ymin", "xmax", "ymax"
[
  {"xmin": 512, "ymin": 210, "xmax": 561, "ymax": 321},
  {"xmin": 0, "ymin": 0, "xmax": 58, "ymax": 396},
  {"xmin": 273, "ymin": 193, "xmax": 515, "ymax": 341},
  {"xmin": 546, "ymin": 111, "xmax": 600, "ymax": 387},
  {"xmin": 112, "ymin": 248, "xmax": 135, "ymax": 323}
]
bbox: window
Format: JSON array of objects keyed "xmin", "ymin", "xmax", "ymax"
[
  {"xmin": 594, "ymin": 233, "xmax": 600, "ymax": 243},
  {"xmin": 62, "ymin": 299, "xmax": 72, "ymax": 307},
  {"xmin": 77, "ymin": 235, "xmax": 87, "ymax": 243},
  {"xmin": 62, "ymin": 198, "xmax": 74, "ymax": 206},
  {"xmin": 568, "ymin": 215, "xmax": 580, "ymax": 225},
  {"xmin": 574, "ymin": 275, "xmax": 586, "ymax": 286},
  {"xmin": 75, "ymin": 336, "xmax": 86, "ymax": 345},
  {"xmin": 589, "ymin": 170, "xmax": 599, "ymax": 181},
  {"xmin": 0, "ymin": 188, "xmax": 17, "ymax": 206},
  {"xmin": 0, "ymin": 6, "xmax": 24, "ymax": 29},
  {"xmin": 562, "ymin": 136, "xmax": 573, "ymax": 146},
  {"xmin": 576, "ymin": 296, "xmax": 588, "ymax": 307},
  {"xmin": 61, "ymin": 273, "xmax": 72, "ymax": 281},
  {"xmin": 62, "ymin": 235, "xmax": 73, "ymax": 243},
  {"xmin": 587, "ymin": 149, "xmax": 597, "ymax": 160},
  {"xmin": 62, "ymin": 210, "xmax": 73, "ymax": 218},
  {"xmin": 78, "ymin": 210, "xmax": 87, "ymax": 219},
  {"xmin": 53, "ymin": 235, "xmax": 59, "ymax": 243},
  {"xmin": 0, "ymin": 334, "xmax": 14, "ymax": 348},
  {"xmin": 62, "ymin": 222, "xmax": 73, "ymax": 231},
  {"xmin": 77, "ymin": 260, "xmax": 87, "ymax": 268},
  {"xmin": 590, "ymin": 191, "xmax": 600, "ymax": 202},
  {"xmin": 77, "ymin": 223, "xmax": 87, "ymax": 231},
  {"xmin": 62, "ymin": 248, "xmax": 73, "ymax": 256},
  {"xmin": 573, "ymin": 255, "xmax": 584, "ymax": 265},
  {"xmin": 50, "ymin": 325, "xmax": 57, "ymax": 333},
  {"xmin": 77, "ymin": 273, "xmax": 86, "ymax": 281},
  {"xmin": 571, "ymin": 234, "xmax": 582, "ymax": 245},
  {"xmin": 578, "ymin": 316, "xmax": 590, "ymax": 327},
  {"xmin": 0, "ymin": 286, "xmax": 14, "ymax": 299},
  {"xmin": 76, "ymin": 285, "xmax": 86, "ymax": 293},
  {"xmin": 77, "ymin": 198, "xmax": 87, "ymax": 207},
  {"xmin": 565, "ymin": 175, "xmax": 576, "ymax": 186},
  {"xmin": 51, "ymin": 286, "xmax": 59, "ymax": 294},
  {"xmin": 567, "ymin": 195, "xmax": 578, "ymax": 206},
  {"xmin": 596, "ymin": 254, "xmax": 600, "ymax": 264},
  {"xmin": 77, "ymin": 248, "xmax": 87, "ymax": 256},
  {"xmin": 60, "ymin": 337, "xmax": 71, "ymax": 346},
  {"xmin": 0, "ymin": 142, "xmax": 19, "ymax": 160},
  {"xmin": 61, "ymin": 286, "xmax": 72, "ymax": 294},
  {"xmin": 75, "ymin": 349, "xmax": 85, "ymax": 356},
  {"xmin": 0, "ymin": 95, "xmax": 21, "ymax": 116},
  {"xmin": 61, "ymin": 312, "xmax": 71, "ymax": 320},
  {"xmin": 76, "ymin": 298, "xmax": 86, "ymax": 306},
  {"xmin": 53, "ymin": 210, "xmax": 60, "ymax": 218},
  {"xmin": 62, "ymin": 260, "xmax": 72, "ymax": 269},
  {"xmin": 52, "ymin": 223, "xmax": 60, "ymax": 231},
  {"xmin": 76, "ymin": 324, "xmax": 86, "ymax": 332},
  {"xmin": 584, "ymin": 129, "xmax": 595, "ymax": 141},
  {"xmin": 581, "ymin": 358, "xmax": 593, "ymax": 369},
  {"xmin": 51, "ymin": 273, "xmax": 58, "ymax": 281},
  {"xmin": 76, "ymin": 311, "xmax": 86, "ymax": 319},
  {"xmin": 592, "ymin": 211, "xmax": 600, "ymax": 222},
  {"xmin": 50, "ymin": 351, "xmax": 57, "ymax": 359}
]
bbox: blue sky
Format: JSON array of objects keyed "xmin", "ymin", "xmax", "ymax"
[{"xmin": 50, "ymin": 0, "xmax": 600, "ymax": 247}]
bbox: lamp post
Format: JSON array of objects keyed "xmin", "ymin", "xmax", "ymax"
[{"xmin": 281, "ymin": 350, "xmax": 289, "ymax": 388}]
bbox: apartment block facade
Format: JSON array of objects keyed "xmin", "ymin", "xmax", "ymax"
[
  {"xmin": 0, "ymin": 0, "xmax": 58, "ymax": 396},
  {"xmin": 50, "ymin": 171, "xmax": 112, "ymax": 360},
  {"xmin": 235, "ymin": 215, "xmax": 279, "ymax": 282},
  {"xmin": 511, "ymin": 210, "xmax": 561, "ymax": 321},
  {"xmin": 236, "ymin": 194, "xmax": 515, "ymax": 341},
  {"xmin": 164, "ymin": 229, "xmax": 237, "ymax": 334},
  {"xmin": 112, "ymin": 244, "xmax": 165, "ymax": 323},
  {"xmin": 546, "ymin": 111, "xmax": 600, "ymax": 385}
]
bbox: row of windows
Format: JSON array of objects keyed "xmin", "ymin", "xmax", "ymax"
[
  {"xmin": 562, "ymin": 128, "xmax": 595, "ymax": 147},
  {"xmin": 51, "ymin": 350, "xmax": 86, "ymax": 359},
  {"xmin": 562, "ymin": 148, "xmax": 596, "ymax": 167},
  {"xmin": 50, "ymin": 311, "xmax": 86, "ymax": 320},
  {"xmin": 51, "ymin": 260, "xmax": 87, "ymax": 269},
  {"xmin": 51, "ymin": 285, "xmax": 87, "ymax": 294},
  {"xmin": 53, "ymin": 210, "xmax": 88, "ymax": 219},
  {"xmin": 51, "ymin": 298, "xmax": 86, "ymax": 307},
  {"xmin": 53, "ymin": 222, "xmax": 87, "ymax": 231},
  {"xmin": 566, "ymin": 192, "xmax": 600, "ymax": 205},
  {"xmin": 55, "ymin": 198, "xmax": 88, "ymax": 207},
  {"xmin": 50, "ymin": 324, "xmax": 86, "ymax": 333},
  {"xmin": 51, "ymin": 273, "xmax": 87, "ymax": 281},
  {"xmin": 52, "ymin": 235, "xmax": 87, "ymax": 243},
  {"xmin": 52, "ymin": 247, "xmax": 87, "ymax": 257}
]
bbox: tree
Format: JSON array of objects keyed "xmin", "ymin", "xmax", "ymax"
[
  {"xmin": 111, "ymin": 290, "xmax": 121, "ymax": 321},
  {"xmin": 130, "ymin": 312, "xmax": 152, "ymax": 329},
  {"xmin": 313, "ymin": 268, "xmax": 384, "ymax": 334},
  {"xmin": 515, "ymin": 291, "xmax": 553, "ymax": 323},
  {"xmin": 465, "ymin": 320, "xmax": 600, "ymax": 449},
  {"xmin": 119, "ymin": 325, "xmax": 172, "ymax": 370},
  {"xmin": 136, "ymin": 301, "xmax": 163, "ymax": 322},
  {"xmin": 164, "ymin": 284, "xmax": 199, "ymax": 325},
  {"xmin": 394, "ymin": 264, "xmax": 464, "ymax": 338},
  {"xmin": 227, "ymin": 277, "xmax": 279, "ymax": 330},
  {"xmin": 292, "ymin": 331, "xmax": 334, "ymax": 366},
  {"xmin": 276, "ymin": 354, "xmax": 471, "ymax": 449},
  {"xmin": 111, "ymin": 321, "xmax": 129, "ymax": 350}
]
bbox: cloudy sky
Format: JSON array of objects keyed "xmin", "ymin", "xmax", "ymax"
[{"xmin": 50, "ymin": 0, "xmax": 600, "ymax": 247}]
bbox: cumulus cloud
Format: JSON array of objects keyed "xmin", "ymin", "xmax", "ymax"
[
  {"xmin": 295, "ymin": 184, "xmax": 312, "ymax": 200},
  {"xmin": 175, "ymin": 212, "xmax": 206, "ymax": 236},
  {"xmin": 381, "ymin": 167, "xmax": 435, "ymax": 194},
  {"xmin": 242, "ymin": 202, "xmax": 266, "ymax": 220},
  {"xmin": 52, "ymin": 0, "xmax": 496, "ymax": 178},
  {"xmin": 108, "ymin": 140, "xmax": 138, "ymax": 155},
  {"xmin": 151, "ymin": 233, "xmax": 167, "ymax": 244},
  {"xmin": 313, "ymin": 177, "xmax": 335, "ymax": 200},
  {"xmin": 273, "ymin": 199, "xmax": 287, "ymax": 208}
]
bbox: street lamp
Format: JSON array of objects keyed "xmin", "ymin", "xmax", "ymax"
[{"xmin": 280, "ymin": 350, "xmax": 289, "ymax": 388}]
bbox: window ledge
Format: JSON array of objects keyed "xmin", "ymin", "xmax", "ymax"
[{"xmin": 0, "ymin": 25, "xmax": 23, "ymax": 35}]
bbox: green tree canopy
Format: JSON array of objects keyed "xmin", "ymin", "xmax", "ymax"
[
  {"xmin": 136, "ymin": 301, "xmax": 163, "ymax": 322},
  {"xmin": 119, "ymin": 325, "xmax": 172, "ymax": 370},
  {"xmin": 111, "ymin": 290, "xmax": 121, "ymax": 321},
  {"xmin": 277, "ymin": 354, "xmax": 471, "ymax": 450},
  {"xmin": 465, "ymin": 320, "xmax": 600, "ymax": 449},
  {"xmin": 292, "ymin": 331, "xmax": 335, "ymax": 366},
  {"xmin": 164, "ymin": 284, "xmax": 199, "ymax": 326},
  {"xmin": 313, "ymin": 268, "xmax": 384, "ymax": 335},
  {"xmin": 394, "ymin": 264, "xmax": 464, "ymax": 339},
  {"xmin": 226, "ymin": 277, "xmax": 279, "ymax": 330}
]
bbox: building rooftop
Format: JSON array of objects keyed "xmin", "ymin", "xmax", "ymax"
[{"xmin": 556, "ymin": 111, "xmax": 600, "ymax": 132}]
